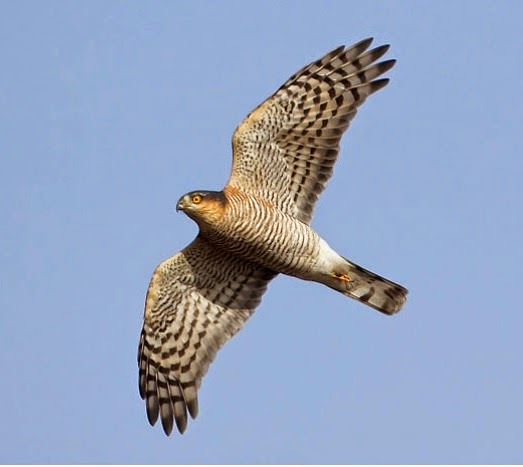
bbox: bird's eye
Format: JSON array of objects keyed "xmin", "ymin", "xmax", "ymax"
[{"xmin": 192, "ymin": 194, "xmax": 202, "ymax": 204}]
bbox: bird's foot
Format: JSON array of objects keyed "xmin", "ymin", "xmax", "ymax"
[{"xmin": 332, "ymin": 272, "xmax": 351, "ymax": 283}]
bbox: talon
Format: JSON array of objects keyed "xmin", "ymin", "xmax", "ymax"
[{"xmin": 333, "ymin": 272, "xmax": 351, "ymax": 282}]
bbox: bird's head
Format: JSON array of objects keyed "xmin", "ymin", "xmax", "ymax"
[{"xmin": 176, "ymin": 190, "xmax": 227, "ymax": 225}]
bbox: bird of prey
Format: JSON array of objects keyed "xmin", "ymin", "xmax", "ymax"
[{"xmin": 138, "ymin": 37, "xmax": 408, "ymax": 436}]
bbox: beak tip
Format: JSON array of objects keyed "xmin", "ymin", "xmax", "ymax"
[{"xmin": 176, "ymin": 195, "xmax": 188, "ymax": 213}]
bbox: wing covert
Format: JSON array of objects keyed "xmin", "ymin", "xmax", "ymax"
[
  {"xmin": 138, "ymin": 237, "xmax": 276, "ymax": 435},
  {"xmin": 227, "ymin": 37, "xmax": 395, "ymax": 223}
]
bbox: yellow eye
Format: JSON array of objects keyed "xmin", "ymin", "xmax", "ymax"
[{"xmin": 191, "ymin": 194, "xmax": 202, "ymax": 204}]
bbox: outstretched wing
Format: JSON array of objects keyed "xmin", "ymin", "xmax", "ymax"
[
  {"xmin": 138, "ymin": 237, "xmax": 276, "ymax": 435},
  {"xmin": 227, "ymin": 37, "xmax": 395, "ymax": 224}
]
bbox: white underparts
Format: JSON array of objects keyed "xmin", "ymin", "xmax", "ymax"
[{"xmin": 307, "ymin": 237, "xmax": 345, "ymax": 279}]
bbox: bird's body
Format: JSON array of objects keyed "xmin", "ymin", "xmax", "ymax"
[
  {"xmin": 139, "ymin": 38, "xmax": 408, "ymax": 436},
  {"xmin": 182, "ymin": 188, "xmax": 322, "ymax": 277},
  {"xmin": 179, "ymin": 188, "xmax": 406, "ymax": 314}
]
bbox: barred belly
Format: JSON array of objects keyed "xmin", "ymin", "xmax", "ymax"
[{"xmin": 204, "ymin": 192, "xmax": 320, "ymax": 277}]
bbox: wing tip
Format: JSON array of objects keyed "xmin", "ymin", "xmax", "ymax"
[
  {"xmin": 351, "ymin": 37, "xmax": 374, "ymax": 50},
  {"xmin": 369, "ymin": 77, "xmax": 391, "ymax": 92}
]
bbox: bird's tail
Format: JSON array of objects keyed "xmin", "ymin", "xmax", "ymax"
[{"xmin": 324, "ymin": 257, "xmax": 408, "ymax": 315}]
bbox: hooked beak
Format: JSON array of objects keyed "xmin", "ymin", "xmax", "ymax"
[{"xmin": 176, "ymin": 195, "xmax": 188, "ymax": 213}]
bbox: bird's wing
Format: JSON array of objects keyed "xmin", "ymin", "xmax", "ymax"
[
  {"xmin": 227, "ymin": 37, "xmax": 395, "ymax": 224},
  {"xmin": 138, "ymin": 236, "xmax": 276, "ymax": 435}
]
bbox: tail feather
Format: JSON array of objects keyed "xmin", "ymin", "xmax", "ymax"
[{"xmin": 329, "ymin": 258, "xmax": 408, "ymax": 315}]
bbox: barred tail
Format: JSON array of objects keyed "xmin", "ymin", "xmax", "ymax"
[{"xmin": 326, "ymin": 258, "xmax": 408, "ymax": 315}]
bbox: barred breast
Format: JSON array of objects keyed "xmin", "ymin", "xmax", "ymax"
[{"xmin": 202, "ymin": 187, "xmax": 321, "ymax": 277}]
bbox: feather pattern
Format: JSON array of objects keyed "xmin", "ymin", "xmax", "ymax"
[
  {"xmin": 138, "ymin": 237, "xmax": 276, "ymax": 434},
  {"xmin": 228, "ymin": 37, "xmax": 395, "ymax": 223}
]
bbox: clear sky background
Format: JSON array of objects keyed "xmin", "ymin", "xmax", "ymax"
[{"xmin": 1, "ymin": 1, "xmax": 522, "ymax": 463}]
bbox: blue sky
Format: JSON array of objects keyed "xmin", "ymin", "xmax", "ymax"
[{"xmin": 1, "ymin": 1, "xmax": 522, "ymax": 463}]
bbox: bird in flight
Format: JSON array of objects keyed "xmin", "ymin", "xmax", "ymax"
[{"xmin": 138, "ymin": 37, "xmax": 408, "ymax": 436}]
